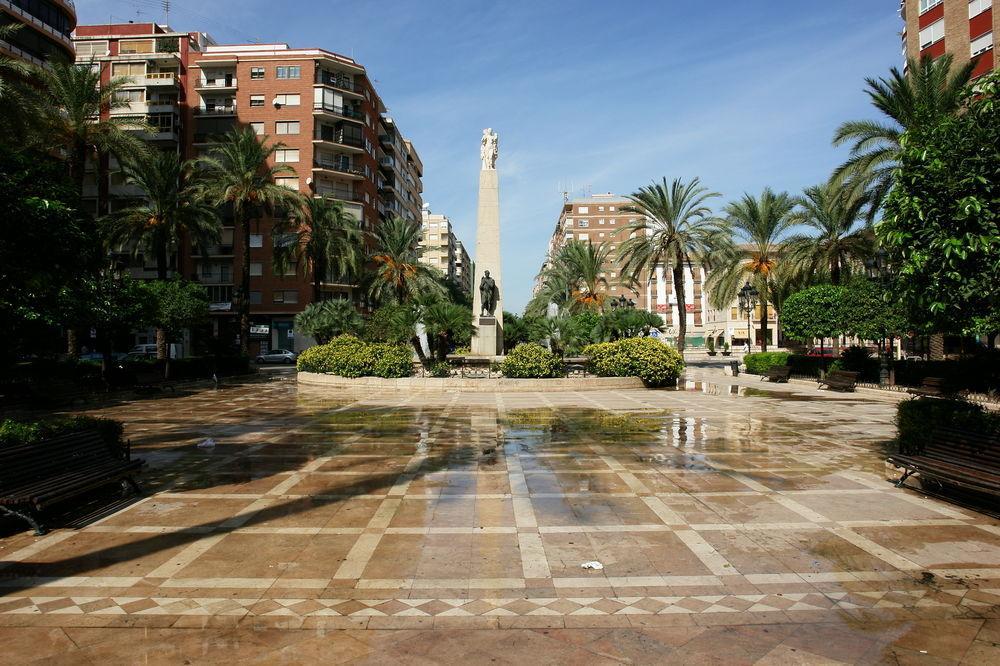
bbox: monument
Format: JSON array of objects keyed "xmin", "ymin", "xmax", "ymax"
[{"xmin": 471, "ymin": 128, "xmax": 504, "ymax": 356}]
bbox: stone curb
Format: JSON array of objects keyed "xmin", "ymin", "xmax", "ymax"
[{"xmin": 296, "ymin": 372, "xmax": 646, "ymax": 393}]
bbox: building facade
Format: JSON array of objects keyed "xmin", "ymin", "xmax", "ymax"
[
  {"xmin": 1, "ymin": 0, "xmax": 76, "ymax": 65},
  {"xmin": 535, "ymin": 193, "xmax": 712, "ymax": 346},
  {"xmin": 72, "ymin": 25, "xmax": 423, "ymax": 355},
  {"xmin": 455, "ymin": 240, "xmax": 473, "ymax": 298},
  {"xmin": 420, "ymin": 205, "xmax": 471, "ymax": 296},
  {"xmin": 901, "ymin": 0, "xmax": 997, "ymax": 78}
]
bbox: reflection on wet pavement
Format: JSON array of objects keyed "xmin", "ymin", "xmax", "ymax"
[{"xmin": 0, "ymin": 372, "xmax": 998, "ymax": 664}]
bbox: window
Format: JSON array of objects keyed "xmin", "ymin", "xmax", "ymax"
[
  {"xmin": 111, "ymin": 62, "xmax": 145, "ymax": 77},
  {"xmin": 565, "ymin": 219, "xmax": 573, "ymax": 227},
  {"xmin": 250, "ymin": 122, "xmax": 264, "ymax": 135},
  {"xmin": 609, "ymin": 206, "xmax": 616, "ymax": 211},
  {"xmin": 76, "ymin": 41, "xmax": 109, "ymax": 57},
  {"xmin": 577, "ymin": 220, "xmax": 589, "ymax": 228},
  {"xmin": 249, "ymin": 234, "xmax": 263, "ymax": 248},
  {"xmin": 577, "ymin": 206, "xmax": 589, "ymax": 213},
  {"xmin": 275, "ymin": 149, "xmax": 299, "ymax": 163},
  {"xmin": 249, "ymin": 94, "xmax": 265, "ymax": 107},
  {"xmin": 577, "ymin": 233, "xmax": 589, "ymax": 240},
  {"xmin": 970, "ymin": 0, "xmax": 992, "ymax": 18},
  {"xmin": 115, "ymin": 89, "xmax": 145, "ymax": 104},
  {"xmin": 598, "ymin": 218, "xmax": 605, "ymax": 225},
  {"xmin": 275, "ymin": 121, "xmax": 300, "ymax": 135},
  {"xmin": 275, "ymin": 177, "xmax": 299, "ymax": 190},
  {"xmin": 249, "ymin": 262, "xmax": 263, "ymax": 277},
  {"xmin": 249, "ymin": 291, "xmax": 262, "ymax": 305},
  {"xmin": 282, "ymin": 262, "xmax": 297, "ymax": 276},
  {"xmin": 919, "ymin": 19, "xmax": 944, "ymax": 49},
  {"xmin": 250, "ymin": 66, "xmax": 264, "ymax": 79},
  {"xmin": 610, "ymin": 219, "xmax": 617, "ymax": 225},
  {"xmin": 599, "ymin": 233, "xmax": 605, "ymax": 238},
  {"xmin": 971, "ymin": 31, "xmax": 993, "ymax": 56},
  {"xmin": 273, "ymin": 290, "xmax": 299, "ymax": 304},
  {"xmin": 919, "ymin": 0, "xmax": 942, "ymax": 11},
  {"xmin": 273, "ymin": 232, "xmax": 297, "ymax": 248},
  {"xmin": 274, "ymin": 94, "xmax": 300, "ymax": 106},
  {"xmin": 276, "ymin": 65, "xmax": 301, "ymax": 79}
]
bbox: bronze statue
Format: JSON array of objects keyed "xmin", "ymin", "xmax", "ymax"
[{"xmin": 479, "ymin": 270, "xmax": 498, "ymax": 316}]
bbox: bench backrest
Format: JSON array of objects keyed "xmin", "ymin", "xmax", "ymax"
[
  {"xmin": 769, "ymin": 366, "xmax": 791, "ymax": 376},
  {"xmin": 827, "ymin": 370, "xmax": 859, "ymax": 382},
  {"xmin": 0, "ymin": 430, "xmax": 121, "ymax": 490},
  {"xmin": 924, "ymin": 427, "xmax": 1000, "ymax": 470}
]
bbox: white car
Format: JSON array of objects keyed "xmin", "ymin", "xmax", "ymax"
[{"xmin": 256, "ymin": 349, "xmax": 297, "ymax": 364}]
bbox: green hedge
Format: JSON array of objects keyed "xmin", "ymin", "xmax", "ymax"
[
  {"xmin": 0, "ymin": 416, "xmax": 124, "ymax": 448},
  {"xmin": 743, "ymin": 352, "xmax": 791, "ymax": 375},
  {"xmin": 583, "ymin": 337, "xmax": 684, "ymax": 387},
  {"xmin": 296, "ymin": 335, "xmax": 413, "ymax": 378},
  {"xmin": 499, "ymin": 343, "xmax": 563, "ymax": 379},
  {"xmin": 895, "ymin": 397, "xmax": 1000, "ymax": 454}
]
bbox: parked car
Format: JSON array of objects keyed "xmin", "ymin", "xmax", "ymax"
[
  {"xmin": 256, "ymin": 349, "xmax": 297, "ymax": 364},
  {"xmin": 804, "ymin": 347, "xmax": 837, "ymax": 358},
  {"xmin": 79, "ymin": 351, "xmax": 127, "ymax": 362}
]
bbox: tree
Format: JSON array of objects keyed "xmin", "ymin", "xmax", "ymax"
[
  {"xmin": 195, "ymin": 128, "xmax": 303, "ymax": 355},
  {"xmin": 535, "ymin": 240, "xmax": 613, "ymax": 313},
  {"xmin": 367, "ymin": 215, "xmax": 443, "ymax": 305},
  {"xmin": 833, "ymin": 54, "xmax": 975, "ymax": 221},
  {"xmin": 0, "ymin": 25, "xmax": 27, "ymax": 100},
  {"xmin": 840, "ymin": 277, "xmax": 907, "ymax": 346},
  {"xmin": 502, "ymin": 311, "xmax": 533, "ymax": 352},
  {"xmin": 707, "ymin": 188, "xmax": 795, "ymax": 352},
  {"xmin": 0, "ymin": 25, "xmax": 31, "ymax": 143},
  {"xmin": 295, "ymin": 299, "xmax": 363, "ymax": 345},
  {"xmin": 785, "ymin": 180, "xmax": 873, "ymax": 285},
  {"xmin": 144, "ymin": 280, "xmax": 210, "ymax": 378},
  {"xmin": 273, "ymin": 196, "xmax": 362, "ymax": 303},
  {"xmin": 27, "ymin": 61, "xmax": 149, "ymax": 199},
  {"xmin": 421, "ymin": 300, "xmax": 474, "ymax": 362},
  {"xmin": 879, "ymin": 70, "xmax": 999, "ymax": 336},
  {"xmin": 779, "ymin": 284, "xmax": 847, "ymax": 360},
  {"xmin": 619, "ymin": 177, "xmax": 728, "ymax": 351}
]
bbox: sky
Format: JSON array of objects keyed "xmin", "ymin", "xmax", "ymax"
[{"xmin": 80, "ymin": 0, "xmax": 904, "ymax": 312}]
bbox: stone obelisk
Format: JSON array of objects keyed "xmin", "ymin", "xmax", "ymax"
[{"xmin": 471, "ymin": 128, "xmax": 503, "ymax": 357}]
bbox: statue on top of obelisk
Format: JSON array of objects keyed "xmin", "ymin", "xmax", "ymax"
[{"xmin": 480, "ymin": 128, "xmax": 498, "ymax": 170}]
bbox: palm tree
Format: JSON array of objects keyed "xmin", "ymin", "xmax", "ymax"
[
  {"xmin": 0, "ymin": 25, "xmax": 31, "ymax": 142},
  {"xmin": 0, "ymin": 25, "xmax": 28, "ymax": 100},
  {"xmin": 294, "ymin": 299, "xmax": 362, "ymax": 344},
  {"xmin": 421, "ymin": 300, "xmax": 474, "ymax": 362},
  {"xmin": 273, "ymin": 196, "xmax": 362, "ymax": 303},
  {"xmin": 785, "ymin": 180, "xmax": 873, "ymax": 285},
  {"xmin": 195, "ymin": 128, "xmax": 303, "ymax": 355},
  {"xmin": 539, "ymin": 240, "xmax": 613, "ymax": 313},
  {"xmin": 367, "ymin": 215, "xmax": 443, "ymax": 305},
  {"xmin": 28, "ymin": 60, "xmax": 149, "ymax": 198},
  {"xmin": 618, "ymin": 177, "xmax": 729, "ymax": 351},
  {"xmin": 833, "ymin": 54, "xmax": 975, "ymax": 221},
  {"xmin": 707, "ymin": 188, "xmax": 795, "ymax": 353}
]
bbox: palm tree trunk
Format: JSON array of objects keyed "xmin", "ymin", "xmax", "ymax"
[
  {"xmin": 410, "ymin": 335, "xmax": 428, "ymax": 366},
  {"xmin": 239, "ymin": 216, "xmax": 251, "ymax": 357},
  {"xmin": 156, "ymin": 244, "xmax": 169, "ymax": 363},
  {"xmin": 761, "ymin": 299, "xmax": 770, "ymax": 353},
  {"xmin": 831, "ymin": 258, "xmax": 841, "ymax": 286},
  {"xmin": 672, "ymin": 264, "xmax": 687, "ymax": 352},
  {"xmin": 66, "ymin": 328, "xmax": 78, "ymax": 358}
]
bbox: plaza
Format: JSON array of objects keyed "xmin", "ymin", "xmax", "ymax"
[{"xmin": 1, "ymin": 368, "xmax": 998, "ymax": 663}]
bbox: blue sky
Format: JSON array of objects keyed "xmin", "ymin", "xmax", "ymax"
[{"xmin": 81, "ymin": 1, "xmax": 903, "ymax": 311}]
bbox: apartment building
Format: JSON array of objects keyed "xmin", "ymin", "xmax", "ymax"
[
  {"xmin": 703, "ymin": 299, "xmax": 779, "ymax": 351},
  {"xmin": 1, "ymin": 0, "xmax": 76, "ymax": 65},
  {"xmin": 420, "ymin": 205, "xmax": 472, "ymax": 296},
  {"xmin": 901, "ymin": 0, "xmax": 997, "ymax": 78},
  {"xmin": 72, "ymin": 25, "xmax": 424, "ymax": 355},
  {"xmin": 536, "ymin": 193, "xmax": 711, "ymax": 346}
]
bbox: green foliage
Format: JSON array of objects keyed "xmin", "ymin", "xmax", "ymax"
[
  {"xmin": 422, "ymin": 299, "xmax": 474, "ymax": 362},
  {"xmin": 144, "ymin": 280, "xmax": 209, "ymax": 336},
  {"xmin": 295, "ymin": 300, "xmax": 362, "ymax": 344},
  {"xmin": 155, "ymin": 36, "xmax": 180, "ymax": 53},
  {"xmin": 743, "ymin": 352, "xmax": 791, "ymax": 375},
  {"xmin": 895, "ymin": 397, "xmax": 1000, "ymax": 454},
  {"xmin": 840, "ymin": 277, "xmax": 908, "ymax": 342},
  {"xmin": 296, "ymin": 334, "xmax": 413, "ymax": 378},
  {"xmin": 499, "ymin": 343, "xmax": 564, "ymax": 379},
  {"xmin": 428, "ymin": 362, "xmax": 451, "ymax": 378},
  {"xmin": 879, "ymin": 70, "xmax": 1000, "ymax": 333},
  {"xmin": 780, "ymin": 284, "xmax": 847, "ymax": 341},
  {"xmin": 366, "ymin": 216, "xmax": 444, "ymax": 306},
  {"xmin": 583, "ymin": 337, "xmax": 685, "ymax": 387},
  {"xmin": 502, "ymin": 311, "xmax": 533, "ymax": 353},
  {"xmin": 706, "ymin": 337, "xmax": 715, "ymax": 352},
  {"xmin": 363, "ymin": 305, "xmax": 409, "ymax": 344},
  {"xmin": 0, "ymin": 416, "xmax": 123, "ymax": 448}
]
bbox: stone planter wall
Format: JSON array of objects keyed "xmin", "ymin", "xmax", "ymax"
[{"xmin": 296, "ymin": 372, "xmax": 645, "ymax": 393}]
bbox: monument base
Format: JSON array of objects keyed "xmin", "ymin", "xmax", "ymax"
[{"xmin": 472, "ymin": 316, "xmax": 504, "ymax": 357}]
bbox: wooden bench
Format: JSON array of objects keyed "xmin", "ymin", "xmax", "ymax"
[
  {"xmin": 132, "ymin": 368, "xmax": 175, "ymax": 394},
  {"xmin": 818, "ymin": 370, "xmax": 859, "ymax": 392},
  {"xmin": 564, "ymin": 356, "xmax": 589, "ymax": 377},
  {"xmin": 0, "ymin": 430, "xmax": 144, "ymax": 535},
  {"xmin": 908, "ymin": 377, "xmax": 951, "ymax": 398},
  {"xmin": 888, "ymin": 427, "xmax": 1000, "ymax": 495},
  {"xmin": 762, "ymin": 366, "xmax": 791, "ymax": 383}
]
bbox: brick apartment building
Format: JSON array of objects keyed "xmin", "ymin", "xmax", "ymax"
[
  {"xmin": 420, "ymin": 205, "xmax": 473, "ymax": 297},
  {"xmin": 535, "ymin": 193, "xmax": 712, "ymax": 346},
  {"xmin": 901, "ymin": 0, "xmax": 997, "ymax": 78},
  {"xmin": 72, "ymin": 24, "xmax": 423, "ymax": 355},
  {"xmin": 0, "ymin": 0, "xmax": 76, "ymax": 65}
]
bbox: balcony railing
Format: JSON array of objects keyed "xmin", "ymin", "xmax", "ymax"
[
  {"xmin": 198, "ymin": 78, "xmax": 238, "ymax": 88},
  {"xmin": 315, "ymin": 130, "xmax": 364, "ymax": 149},
  {"xmin": 312, "ymin": 102, "xmax": 365, "ymax": 122},
  {"xmin": 313, "ymin": 159, "xmax": 363, "ymax": 177},
  {"xmin": 315, "ymin": 186, "xmax": 363, "ymax": 203},
  {"xmin": 316, "ymin": 73, "xmax": 363, "ymax": 94},
  {"xmin": 194, "ymin": 105, "xmax": 237, "ymax": 116}
]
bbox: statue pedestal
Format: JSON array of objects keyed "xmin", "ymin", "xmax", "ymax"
[{"xmin": 472, "ymin": 316, "xmax": 503, "ymax": 357}]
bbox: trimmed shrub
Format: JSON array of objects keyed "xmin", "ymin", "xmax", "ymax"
[
  {"xmin": 583, "ymin": 337, "xmax": 684, "ymax": 387},
  {"xmin": 895, "ymin": 397, "xmax": 1000, "ymax": 454},
  {"xmin": 500, "ymin": 343, "xmax": 564, "ymax": 379},
  {"xmin": 296, "ymin": 335, "xmax": 413, "ymax": 378},
  {"xmin": 743, "ymin": 352, "xmax": 791, "ymax": 375},
  {"xmin": 0, "ymin": 416, "xmax": 123, "ymax": 448},
  {"xmin": 428, "ymin": 362, "xmax": 451, "ymax": 378},
  {"xmin": 787, "ymin": 354, "xmax": 827, "ymax": 378}
]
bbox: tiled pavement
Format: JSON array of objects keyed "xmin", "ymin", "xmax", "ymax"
[{"xmin": 1, "ymin": 369, "xmax": 999, "ymax": 664}]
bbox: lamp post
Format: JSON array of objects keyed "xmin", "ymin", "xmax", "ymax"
[
  {"xmin": 738, "ymin": 281, "xmax": 759, "ymax": 351},
  {"xmin": 865, "ymin": 249, "xmax": 892, "ymax": 386}
]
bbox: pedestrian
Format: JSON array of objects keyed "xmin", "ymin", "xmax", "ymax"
[{"xmin": 743, "ymin": 341, "xmax": 750, "ymax": 355}]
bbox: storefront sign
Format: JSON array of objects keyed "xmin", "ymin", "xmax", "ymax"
[{"xmin": 249, "ymin": 324, "xmax": 270, "ymax": 339}]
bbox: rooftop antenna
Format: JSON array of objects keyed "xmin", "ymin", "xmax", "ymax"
[{"xmin": 161, "ymin": 1, "xmax": 170, "ymax": 23}]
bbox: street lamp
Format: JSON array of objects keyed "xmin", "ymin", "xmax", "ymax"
[
  {"xmin": 737, "ymin": 281, "xmax": 759, "ymax": 351},
  {"xmin": 865, "ymin": 249, "xmax": 892, "ymax": 385}
]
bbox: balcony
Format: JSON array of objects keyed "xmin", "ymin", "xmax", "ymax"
[
  {"xmin": 191, "ymin": 245, "xmax": 234, "ymax": 257},
  {"xmin": 312, "ymin": 101, "xmax": 365, "ymax": 124},
  {"xmin": 313, "ymin": 130, "xmax": 365, "ymax": 153},
  {"xmin": 378, "ymin": 156, "xmax": 396, "ymax": 170},
  {"xmin": 315, "ymin": 72, "xmax": 364, "ymax": 97},
  {"xmin": 195, "ymin": 77, "xmax": 238, "ymax": 91},
  {"xmin": 315, "ymin": 184, "xmax": 364, "ymax": 203},
  {"xmin": 194, "ymin": 105, "xmax": 237, "ymax": 116},
  {"xmin": 140, "ymin": 128, "xmax": 179, "ymax": 142},
  {"xmin": 123, "ymin": 72, "xmax": 178, "ymax": 87},
  {"xmin": 313, "ymin": 158, "xmax": 365, "ymax": 180}
]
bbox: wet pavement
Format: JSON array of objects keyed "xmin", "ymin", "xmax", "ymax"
[{"xmin": 1, "ymin": 370, "xmax": 999, "ymax": 664}]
